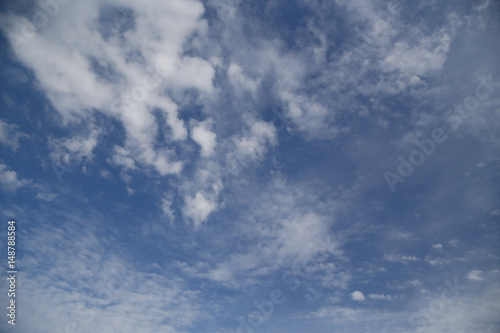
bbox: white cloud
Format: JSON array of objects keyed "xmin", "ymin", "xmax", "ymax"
[
  {"xmin": 183, "ymin": 191, "xmax": 218, "ymax": 228},
  {"xmin": 368, "ymin": 293, "xmax": 393, "ymax": 301},
  {"xmin": 279, "ymin": 92, "xmax": 338, "ymax": 139},
  {"xmin": 310, "ymin": 305, "xmax": 366, "ymax": 322},
  {"xmin": 0, "ymin": 119, "xmax": 28, "ymax": 150},
  {"xmin": 161, "ymin": 195, "xmax": 175, "ymax": 221},
  {"xmin": 205, "ymin": 265, "xmax": 234, "ymax": 282},
  {"xmin": 254, "ymin": 0, "xmax": 460, "ymax": 140},
  {"xmin": 50, "ymin": 130, "xmax": 100, "ymax": 168},
  {"xmin": 432, "ymin": 243, "xmax": 443, "ymax": 250},
  {"xmin": 228, "ymin": 62, "xmax": 259, "ymax": 95},
  {"xmin": 229, "ymin": 118, "xmax": 277, "ymax": 168},
  {"xmin": 176, "ymin": 116, "xmax": 278, "ymax": 227},
  {"xmin": 383, "ymin": 253, "xmax": 419, "ymax": 263},
  {"xmin": 175, "ymin": 177, "xmax": 343, "ymax": 290},
  {"xmin": 111, "ymin": 146, "xmax": 137, "ymax": 170},
  {"xmin": 126, "ymin": 187, "xmax": 134, "ymax": 196},
  {"xmin": 0, "ymin": 0, "xmax": 214, "ymax": 177},
  {"xmin": 426, "ymin": 257, "xmax": 451, "ymax": 266},
  {"xmin": 474, "ymin": 0, "xmax": 492, "ymax": 12},
  {"xmin": 2, "ymin": 214, "xmax": 212, "ymax": 333},
  {"xmin": 191, "ymin": 119, "xmax": 217, "ymax": 158},
  {"xmin": 381, "ymin": 31, "xmax": 451, "ymax": 76},
  {"xmin": 36, "ymin": 192, "xmax": 57, "ymax": 202},
  {"xmin": 350, "ymin": 290, "xmax": 366, "ymax": 301},
  {"xmin": 167, "ymin": 56, "xmax": 215, "ymax": 93},
  {"xmin": 274, "ymin": 212, "xmax": 330, "ymax": 262},
  {"xmin": 408, "ymin": 282, "xmax": 500, "ymax": 333},
  {"xmin": 467, "ymin": 270, "xmax": 485, "ymax": 281},
  {"xmin": 0, "ymin": 163, "xmax": 28, "ymax": 192},
  {"xmin": 243, "ymin": 179, "xmax": 340, "ymax": 267}
]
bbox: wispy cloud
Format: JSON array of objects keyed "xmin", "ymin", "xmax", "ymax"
[
  {"xmin": 0, "ymin": 163, "xmax": 29, "ymax": 192},
  {"xmin": 383, "ymin": 253, "xmax": 420, "ymax": 264},
  {"xmin": 0, "ymin": 119, "xmax": 28, "ymax": 151}
]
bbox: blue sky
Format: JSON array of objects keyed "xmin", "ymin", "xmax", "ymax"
[{"xmin": 0, "ymin": 0, "xmax": 499, "ymax": 332}]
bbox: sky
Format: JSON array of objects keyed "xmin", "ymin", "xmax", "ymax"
[{"xmin": 0, "ymin": 0, "xmax": 499, "ymax": 332}]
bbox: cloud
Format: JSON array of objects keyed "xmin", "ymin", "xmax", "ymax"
[
  {"xmin": 310, "ymin": 305, "xmax": 366, "ymax": 321},
  {"xmin": 228, "ymin": 117, "xmax": 277, "ymax": 168},
  {"xmin": 432, "ymin": 243, "xmax": 443, "ymax": 250},
  {"xmin": 383, "ymin": 253, "xmax": 419, "ymax": 264},
  {"xmin": 408, "ymin": 281, "xmax": 500, "ymax": 333},
  {"xmin": 425, "ymin": 257, "xmax": 451, "ymax": 266},
  {"xmin": 368, "ymin": 293, "xmax": 393, "ymax": 301},
  {"xmin": 242, "ymin": 179, "xmax": 340, "ymax": 268},
  {"xmin": 204, "ymin": 265, "xmax": 234, "ymax": 283},
  {"xmin": 191, "ymin": 119, "xmax": 217, "ymax": 158},
  {"xmin": 0, "ymin": 163, "xmax": 28, "ymax": 192},
  {"xmin": 174, "ymin": 176, "xmax": 343, "ymax": 290},
  {"xmin": 182, "ymin": 191, "xmax": 218, "ymax": 228},
  {"xmin": 0, "ymin": 0, "xmax": 213, "ymax": 176},
  {"xmin": 380, "ymin": 30, "xmax": 452, "ymax": 76},
  {"xmin": 176, "ymin": 117, "xmax": 278, "ymax": 227},
  {"xmin": 0, "ymin": 119, "xmax": 28, "ymax": 150},
  {"xmin": 49, "ymin": 129, "xmax": 100, "ymax": 168},
  {"xmin": 0, "ymin": 164, "xmax": 53, "ymax": 199},
  {"xmin": 305, "ymin": 304, "xmax": 410, "ymax": 332},
  {"xmin": 160, "ymin": 195, "xmax": 175, "ymax": 221},
  {"xmin": 260, "ymin": 0, "xmax": 459, "ymax": 140},
  {"xmin": 350, "ymin": 290, "xmax": 366, "ymax": 301},
  {"xmin": 0, "ymin": 209, "xmax": 212, "ymax": 333},
  {"xmin": 36, "ymin": 192, "xmax": 57, "ymax": 202},
  {"xmin": 467, "ymin": 270, "xmax": 485, "ymax": 281},
  {"xmin": 474, "ymin": 0, "xmax": 492, "ymax": 12},
  {"xmin": 111, "ymin": 145, "xmax": 137, "ymax": 171},
  {"xmin": 227, "ymin": 62, "xmax": 259, "ymax": 95}
]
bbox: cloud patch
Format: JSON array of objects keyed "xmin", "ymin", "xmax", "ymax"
[{"xmin": 350, "ymin": 290, "xmax": 366, "ymax": 302}]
